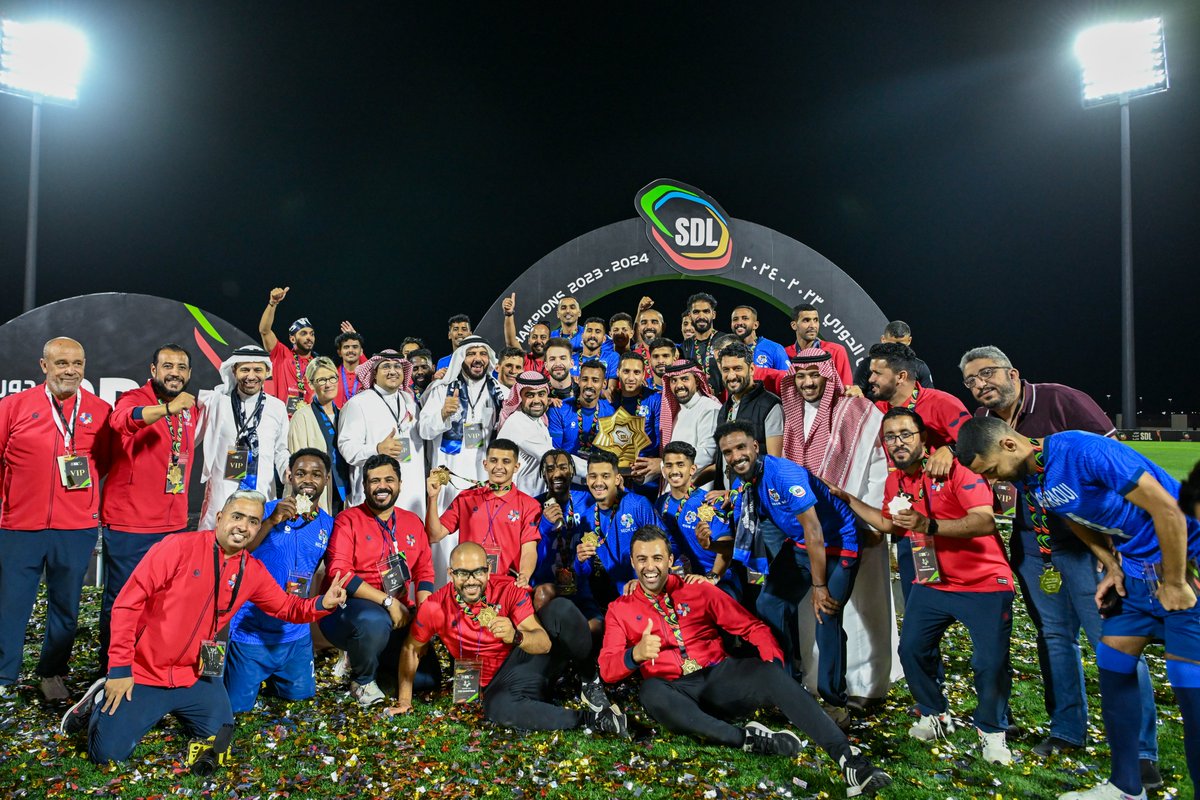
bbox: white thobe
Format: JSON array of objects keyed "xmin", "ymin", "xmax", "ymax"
[
  {"xmin": 338, "ymin": 387, "xmax": 426, "ymax": 517},
  {"xmin": 795, "ymin": 401, "xmax": 902, "ymax": 700},
  {"xmin": 496, "ymin": 411, "xmax": 552, "ymax": 498},
  {"xmin": 195, "ymin": 388, "xmax": 290, "ymax": 529},
  {"xmin": 668, "ymin": 393, "xmax": 723, "ymax": 475},
  {"xmin": 417, "ymin": 377, "xmax": 508, "ymax": 585}
]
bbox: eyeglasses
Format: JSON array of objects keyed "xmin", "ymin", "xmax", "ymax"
[
  {"xmin": 449, "ymin": 567, "xmax": 489, "ymax": 581},
  {"xmin": 882, "ymin": 430, "xmax": 919, "ymax": 445},
  {"xmin": 313, "ymin": 376, "xmax": 338, "ymax": 386},
  {"xmin": 963, "ymin": 366, "xmax": 1008, "ymax": 389},
  {"xmin": 378, "ymin": 361, "xmax": 405, "ymax": 372}
]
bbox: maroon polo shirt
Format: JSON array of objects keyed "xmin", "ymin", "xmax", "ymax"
[{"xmin": 976, "ymin": 379, "xmax": 1115, "ymax": 554}]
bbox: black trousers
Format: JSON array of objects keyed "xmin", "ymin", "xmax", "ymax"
[
  {"xmin": 482, "ymin": 597, "xmax": 593, "ymax": 730},
  {"xmin": 639, "ymin": 657, "xmax": 850, "ymax": 761}
]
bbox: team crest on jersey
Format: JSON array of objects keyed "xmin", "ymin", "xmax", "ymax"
[
  {"xmin": 685, "ymin": 510, "xmax": 698, "ymax": 524},
  {"xmin": 676, "ymin": 602, "xmax": 692, "ymax": 617},
  {"xmin": 768, "ymin": 488, "xmax": 782, "ymax": 504},
  {"xmin": 790, "ymin": 485, "xmax": 806, "ymax": 499},
  {"xmin": 318, "ymin": 528, "xmax": 330, "ymax": 547},
  {"xmin": 407, "ymin": 533, "xmax": 416, "ymax": 547},
  {"xmin": 755, "ymin": 354, "xmax": 768, "ymax": 366},
  {"xmin": 637, "ymin": 404, "xmax": 649, "ymax": 418},
  {"xmin": 620, "ymin": 513, "xmax": 635, "ymax": 530},
  {"xmin": 507, "ymin": 509, "xmax": 520, "ymax": 523},
  {"xmin": 79, "ymin": 413, "xmax": 93, "ymax": 425}
]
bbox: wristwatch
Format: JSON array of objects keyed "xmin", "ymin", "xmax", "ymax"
[
  {"xmin": 928, "ymin": 519, "xmax": 939, "ymax": 535},
  {"xmin": 511, "ymin": 630, "xmax": 524, "ymax": 647},
  {"xmin": 381, "ymin": 596, "xmax": 394, "ymax": 608}
]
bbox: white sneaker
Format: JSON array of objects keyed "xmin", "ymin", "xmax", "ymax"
[
  {"xmin": 0, "ymin": 683, "xmax": 10, "ymax": 698},
  {"xmin": 908, "ymin": 712, "xmax": 955, "ymax": 742},
  {"xmin": 978, "ymin": 728, "xmax": 1013, "ymax": 765},
  {"xmin": 1059, "ymin": 781, "xmax": 1147, "ymax": 800},
  {"xmin": 331, "ymin": 651, "xmax": 351, "ymax": 680},
  {"xmin": 40, "ymin": 675, "xmax": 70, "ymax": 702},
  {"xmin": 350, "ymin": 680, "xmax": 385, "ymax": 707}
]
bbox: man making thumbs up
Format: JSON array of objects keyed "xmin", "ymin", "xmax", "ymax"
[
  {"xmin": 501, "ymin": 292, "xmax": 552, "ymax": 374},
  {"xmin": 600, "ymin": 526, "xmax": 891, "ymax": 799}
]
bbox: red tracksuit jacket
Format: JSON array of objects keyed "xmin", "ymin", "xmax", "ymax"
[
  {"xmin": 0, "ymin": 383, "xmax": 111, "ymax": 531},
  {"xmin": 323, "ymin": 504, "xmax": 435, "ymax": 602},
  {"xmin": 101, "ymin": 381, "xmax": 196, "ymax": 533},
  {"xmin": 600, "ymin": 575, "xmax": 783, "ymax": 682},
  {"xmin": 107, "ymin": 529, "xmax": 331, "ymax": 688}
]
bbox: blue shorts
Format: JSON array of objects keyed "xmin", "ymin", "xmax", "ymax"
[
  {"xmin": 224, "ymin": 637, "xmax": 315, "ymax": 713},
  {"xmin": 1101, "ymin": 574, "xmax": 1200, "ymax": 661}
]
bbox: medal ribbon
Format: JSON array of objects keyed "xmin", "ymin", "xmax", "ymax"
[
  {"xmin": 647, "ymin": 591, "xmax": 692, "ymax": 668},
  {"xmin": 165, "ymin": 406, "xmax": 184, "ymax": 464},
  {"xmin": 1021, "ymin": 439, "xmax": 1055, "ymax": 566},
  {"xmin": 340, "ymin": 365, "xmax": 359, "ymax": 400},
  {"xmin": 904, "ymin": 385, "xmax": 920, "ymax": 411},
  {"xmin": 293, "ymin": 353, "xmax": 306, "ymax": 396},
  {"xmin": 576, "ymin": 403, "xmax": 599, "ymax": 451}
]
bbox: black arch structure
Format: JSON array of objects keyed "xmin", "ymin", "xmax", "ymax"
[{"xmin": 476, "ymin": 216, "xmax": 887, "ymax": 367}]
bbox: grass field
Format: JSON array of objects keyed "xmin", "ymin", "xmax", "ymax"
[
  {"xmin": 0, "ymin": 586, "xmax": 1190, "ymax": 800},
  {"xmin": 1127, "ymin": 441, "xmax": 1200, "ymax": 481},
  {"xmin": 0, "ymin": 440, "xmax": 1193, "ymax": 800}
]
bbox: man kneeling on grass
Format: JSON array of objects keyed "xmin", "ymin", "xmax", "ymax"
[
  {"xmin": 599, "ymin": 526, "xmax": 890, "ymax": 799},
  {"xmin": 59, "ymin": 491, "xmax": 350, "ymax": 764},
  {"xmin": 389, "ymin": 541, "xmax": 628, "ymax": 736}
]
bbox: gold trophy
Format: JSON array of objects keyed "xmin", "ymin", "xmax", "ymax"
[{"xmin": 592, "ymin": 408, "xmax": 652, "ymax": 473}]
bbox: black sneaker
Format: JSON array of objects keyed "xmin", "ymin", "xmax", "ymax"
[
  {"xmin": 60, "ymin": 677, "xmax": 106, "ymax": 735},
  {"xmin": 1032, "ymin": 736, "xmax": 1082, "ymax": 757},
  {"xmin": 1140, "ymin": 759, "xmax": 1163, "ymax": 791},
  {"xmin": 742, "ymin": 721, "xmax": 801, "ymax": 756},
  {"xmin": 580, "ymin": 676, "xmax": 609, "ymax": 713},
  {"xmin": 583, "ymin": 704, "xmax": 629, "ymax": 738},
  {"xmin": 840, "ymin": 746, "xmax": 892, "ymax": 798}
]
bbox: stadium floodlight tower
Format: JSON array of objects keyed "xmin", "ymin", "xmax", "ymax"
[
  {"xmin": 1074, "ymin": 17, "xmax": 1168, "ymax": 431},
  {"xmin": 0, "ymin": 18, "xmax": 89, "ymax": 312}
]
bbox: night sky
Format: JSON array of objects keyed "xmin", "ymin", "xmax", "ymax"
[{"xmin": 1, "ymin": 1, "xmax": 1197, "ymax": 417}]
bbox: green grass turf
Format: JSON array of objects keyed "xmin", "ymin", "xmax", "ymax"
[
  {"xmin": 1127, "ymin": 441, "xmax": 1200, "ymax": 482},
  {"xmin": 0, "ymin": 587, "xmax": 1190, "ymax": 799}
]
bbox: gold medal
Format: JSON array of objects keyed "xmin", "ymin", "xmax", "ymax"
[
  {"xmin": 1040, "ymin": 566, "xmax": 1063, "ymax": 594},
  {"xmin": 294, "ymin": 494, "xmax": 313, "ymax": 516},
  {"xmin": 581, "ymin": 532, "xmax": 599, "ymax": 547},
  {"xmin": 476, "ymin": 606, "xmax": 498, "ymax": 626},
  {"xmin": 431, "ymin": 466, "xmax": 452, "ymax": 487},
  {"xmin": 696, "ymin": 504, "xmax": 715, "ymax": 523},
  {"xmin": 167, "ymin": 462, "xmax": 183, "ymax": 486},
  {"xmin": 681, "ymin": 658, "xmax": 702, "ymax": 675}
]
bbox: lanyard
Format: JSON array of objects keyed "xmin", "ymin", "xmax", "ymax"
[
  {"xmin": 48, "ymin": 389, "xmax": 81, "ymax": 455},
  {"xmin": 647, "ymin": 590, "xmax": 691, "ymax": 663},
  {"xmin": 212, "ymin": 544, "xmax": 246, "ymax": 638},
  {"xmin": 231, "ymin": 392, "xmax": 264, "ymax": 441},
  {"xmin": 375, "ymin": 512, "xmax": 400, "ymax": 555},
  {"xmin": 340, "ymin": 365, "xmax": 359, "ymax": 399},
  {"xmin": 482, "ymin": 490, "xmax": 513, "ymax": 547},
  {"xmin": 1022, "ymin": 440, "xmax": 1054, "ymax": 563},
  {"xmin": 373, "ymin": 388, "xmax": 406, "ymax": 428},
  {"xmin": 462, "ymin": 380, "xmax": 488, "ymax": 423}
]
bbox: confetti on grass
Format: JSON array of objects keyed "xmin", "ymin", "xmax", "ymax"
[{"xmin": 0, "ymin": 586, "xmax": 1189, "ymax": 799}]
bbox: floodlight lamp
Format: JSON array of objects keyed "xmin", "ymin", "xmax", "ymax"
[
  {"xmin": 0, "ymin": 19, "xmax": 89, "ymax": 105},
  {"xmin": 1075, "ymin": 17, "xmax": 1168, "ymax": 107}
]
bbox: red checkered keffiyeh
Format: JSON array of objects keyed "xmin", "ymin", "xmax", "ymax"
[
  {"xmin": 499, "ymin": 370, "xmax": 550, "ymax": 427},
  {"xmin": 356, "ymin": 350, "xmax": 413, "ymax": 396},
  {"xmin": 781, "ymin": 348, "xmax": 874, "ymax": 487},
  {"xmin": 659, "ymin": 359, "xmax": 714, "ymax": 448}
]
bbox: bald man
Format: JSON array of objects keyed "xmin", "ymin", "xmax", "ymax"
[
  {"xmin": 0, "ymin": 338, "xmax": 113, "ymax": 701},
  {"xmin": 393, "ymin": 542, "xmax": 627, "ymax": 735}
]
